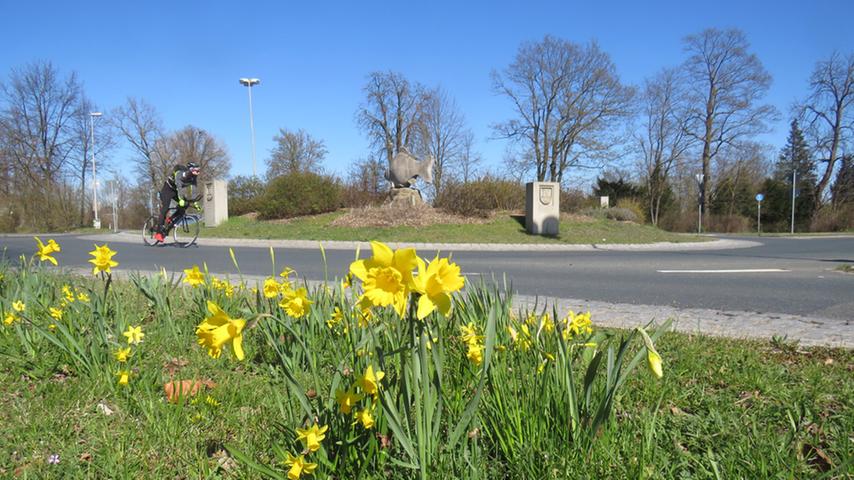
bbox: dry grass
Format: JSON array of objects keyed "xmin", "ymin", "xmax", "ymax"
[{"xmin": 330, "ymin": 205, "xmax": 492, "ymax": 228}]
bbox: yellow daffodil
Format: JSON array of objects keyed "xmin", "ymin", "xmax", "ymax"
[
  {"xmin": 88, "ymin": 244, "xmax": 118, "ymax": 275},
  {"xmin": 12, "ymin": 301, "xmax": 25, "ymax": 312},
  {"xmin": 195, "ymin": 301, "xmax": 246, "ymax": 360},
  {"xmin": 49, "ymin": 307, "xmax": 63, "ymax": 320},
  {"xmin": 466, "ymin": 342, "xmax": 484, "ymax": 365},
  {"xmin": 123, "ymin": 325, "xmax": 144, "ymax": 345},
  {"xmin": 295, "ymin": 423, "xmax": 328, "ymax": 453},
  {"xmin": 341, "ymin": 272, "xmax": 352, "ymax": 290},
  {"xmin": 349, "ymin": 241, "xmax": 418, "ymax": 289},
  {"xmin": 183, "ymin": 265, "xmax": 205, "ymax": 287},
  {"xmin": 459, "ymin": 322, "xmax": 480, "ymax": 345},
  {"xmin": 62, "ymin": 285, "xmax": 75, "ymax": 303},
  {"xmin": 637, "ymin": 327, "xmax": 664, "ymax": 379},
  {"xmin": 279, "ymin": 287, "xmax": 312, "ymax": 319},
  {"xmin": 279, "ymin": 267, "xmax": 295, "ymax": 280},
  {"xmin": 327, "ymin": 307, "xmax": 344, "ymax": 329},
  {"xmin": 335, "ymin": 386, "xmax": 363, "ymax": 414},
  {"xmin": 354, "ymin": 407, "xmax": 375, "ymax": 429},
  {"xmin": 357, "ymin": 365, "xmax": 385, "ymax": 397},
  {"xmin": 540, "ymin": 313, "xmax": 555, "ymax": 334},
  {"xmin": 34, "ymin": 237, "xmax": 61, "ymax": 265},
  {"xmin": 263, "ymin": 277, "xmax": 281, "ymax": 298},
  {"xmin": 117, "ymin": 369, "xmax": 131, "ymax": 386},
  {"xmin": 4, "ymin": 312, "xmax": 17, "ymax": 325},
  {"xmin": 284, "ymin": 453, "xmax": 317, "ymax": 480},
  {"xmin": 362, "ymin": 266, "xmax": 407, "ymax": 317},
  {"xmin": 356, "ymin": 295, "xmax": 373, "ymax": 327},
  {"xmin": 77, "ymin": 291, "xmax": 90, "ymax": 303},
  {"xmin": 413, "ymin": 256, "xmax": 465, "ymax": 320},
  {"xmin": 114, "ymin": 347, "xmax": 132, "ymax": 363},
  {"xmin": 507, "ymin": 324, "xmax": 532, "ymax": 351}
]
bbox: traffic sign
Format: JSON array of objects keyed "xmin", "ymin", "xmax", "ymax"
[{"xmin": 755, "ymin": 193, "xmax": 764, "ymax": 202}]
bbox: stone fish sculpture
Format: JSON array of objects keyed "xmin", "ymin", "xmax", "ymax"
[{"xmin": 385, "ymin": 151, "xmax": 434, "ymax": 188}]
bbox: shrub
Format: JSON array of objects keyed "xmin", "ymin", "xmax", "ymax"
[
  {"xmin": 228, "ymin": 175, "xmax": 266, "ymax": 216},
  {"xmin": 560, "ymin": 189, "xmax": 595, "ymax": 213},
  {"xmin": 435, "ymin": 177, "xmax": 525, "ymax": 217},
  {"xmin": 258, "ymin": 172, "xmax": 341, "ymax": 220},
  {"xmin": 616, "ymin": 198, "xmax": 646, "ymax": 224},
  {"xmin": 810, "ymin": 203, "xmax": 854, "ymax": 232},
  {"xmin": 707, "ymin": 214, "xmax": 751, "ymax": 233},
  {"xmin": 578, "ymin": 207, "xmax": 639, "ymax": 223}
]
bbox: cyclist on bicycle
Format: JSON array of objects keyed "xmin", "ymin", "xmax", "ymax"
[{"xmin": 154, "ymin": 162, "xmax": 201, "ymax": 242}]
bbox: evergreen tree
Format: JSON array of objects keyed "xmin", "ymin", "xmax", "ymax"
[
  {"xmin": 832, "ymin": 154, "xmax": 853, "ymax": 207},
  {"xmin": 774, "ymin": 120, "xmax": 817, "ymax": 230}
]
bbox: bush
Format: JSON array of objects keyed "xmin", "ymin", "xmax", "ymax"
[
  {"xmin": 228, "ymin": 175, "xmax": 266, "ymax": 216},
  {"xmin": 259, "ymin": 172, "xmax": 341, "ymax": 220},
  {"xmin": 810, "ymin": 204, "xmax": 854, "ymax": 232},
  {"xmin": 616, "ymin": 198, "xmax": 646, "ymax": 224},
  {"xmin": 707, "ymin": 214, "xmax": 751, "ymax": 233},
  {"xmin": 434, "ymin": 177, "xmax": 525, "ymax": 217},
  {"xmin": 560, "ymin": 189, "xmax": 595, "ymax": 213},
  {"xmin": 579, "ymin": 207, "xmax": 639, "ymax": 223}
]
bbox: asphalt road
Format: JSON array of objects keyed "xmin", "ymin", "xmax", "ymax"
[{"xmin": 2, "ymin": 233, "xmax": 852, "ymax": 321}]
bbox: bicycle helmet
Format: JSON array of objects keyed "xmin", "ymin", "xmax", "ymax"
[{"xmin": 186, "ymin": 162, "xmax": 200, "ymax": 176}]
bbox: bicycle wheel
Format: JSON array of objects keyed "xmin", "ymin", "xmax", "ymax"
[
  {"xmin": 173, "ymin": 214, "xmax": 200, "ymax": 247},
  {"xmin": 142, "ymin": 216, "xmax": 160, "ymax": 246}
]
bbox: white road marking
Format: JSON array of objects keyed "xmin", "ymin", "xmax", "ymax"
[{"xmin": 657, "ymin": 268, "xmax": 790, "ymax": 273}]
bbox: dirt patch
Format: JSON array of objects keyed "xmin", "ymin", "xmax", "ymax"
[
  {"xmin": 239, "ymin": 212, "xmax": 259, "ymax": 220},
  {"xmin": 331, "ymin": 205, "xmax": 492, "ymax": 228}
]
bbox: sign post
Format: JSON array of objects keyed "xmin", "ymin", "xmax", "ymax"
[{"xmin": 755, "ymin": 193, "xmax": 764, "ymax": 235}]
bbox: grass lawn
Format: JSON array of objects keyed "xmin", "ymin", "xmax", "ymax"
[
  {"xmin": 1, "ymin": 260, "xmax": 851, "ymax": 478},
  {"xmin": 200, "ymin": 211, "xmax": 708, "ymax": 244}
]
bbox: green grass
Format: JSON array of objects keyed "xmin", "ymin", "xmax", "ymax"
[
  {"xmin": 1, "ymin": 264, "xmax": 851, "ymax": 478},
  {"xmin": 200, "ymin": 211, "xmax": 708, "ymax": 244},
  {"xmin": 835, "ymin": 264, "xmax": 854, "ymax": 273}
]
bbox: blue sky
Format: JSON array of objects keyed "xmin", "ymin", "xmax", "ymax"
[{"xmin": 2, "ymin": 0, "xmax": 852, "ymax": 182}]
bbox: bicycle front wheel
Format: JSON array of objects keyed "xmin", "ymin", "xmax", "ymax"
[
  {"xmin": 173, "ymin": 214, "xmax": 200, "ymax": 247},
  {"xmin": 142, "ymin": 216, "xmax": 159, "ymax": 246}
]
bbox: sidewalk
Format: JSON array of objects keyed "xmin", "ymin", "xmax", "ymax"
[{"xmin": 77, "ymin": 231, "xmax": 762, "ymax": 252}]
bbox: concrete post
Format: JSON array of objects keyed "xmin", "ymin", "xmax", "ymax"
[
  {"xmin": 203, "ymin": 179, "xmax": 229, "ymax": 227},
  {"xmin": 525, "ymin": 182, "xmax": 560, "ymax": 236}
]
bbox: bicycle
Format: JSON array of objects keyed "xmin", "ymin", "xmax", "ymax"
[{"xmin": 143, "ymin": 196, "xmax": 203, "ymax": 247}]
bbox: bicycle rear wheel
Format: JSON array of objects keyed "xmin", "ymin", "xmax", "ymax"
[
  {"xmin": 142, "ymin": 216, "xmax": 159, "ymax": 246},
  {"xmin": 173, "ymin": 214, "xmax": 200, "ymax": 247}
]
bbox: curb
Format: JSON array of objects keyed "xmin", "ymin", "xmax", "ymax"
[{"xmin": 75, "ymin": 231, "xmax": 762, "ymax": 252}]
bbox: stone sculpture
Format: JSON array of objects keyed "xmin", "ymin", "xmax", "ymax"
[{"xmin": 384, "ymin": 150, "xmax": 434, "ymax": 188}]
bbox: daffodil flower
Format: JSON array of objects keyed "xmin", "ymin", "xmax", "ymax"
[
  {"xmin": 123, "ymin": 325, "xmax": 144, "ymax": 345},
  {"xmin": 637, "ymin": 327, "xmax": 664, "ymax": 379},
  {"xmin": 114, "ymin": 347, "xmax": 132, "ymax": 363},
  {"xmin": 263, "ymin": 277, "xmax": 281, "ymax": 298},
  {"xmin": 349, "ymin": 241, "xmax": 418, "ymax": 289},
  {"xmin": 88, "ymin": 244, "xmax": 118, "ymax": 275},
  {"xmin": 279, "ymin": 287, "xmax": 312, "ymax": 318},
  {"xmin": 183, "ymin": 265, "xmax": 205, "ymax": 287},
  {"xmin": 335, "ymin": 386, "xmax": 363, "ymax": 414},
  {"xmin": 295, "ymin": 423, "xmax": 328, "ymax": 453},
  {"xmin": 357, "ymin": 365, "xmax": 385, "ymax": 397},
  {"xmin": 362, "ymin": 266, "xmax": 407, "ymax": 317},
  {"xmin": 354, "ymin": 407, "xmax": 375, "ymax": 429},
  {"xmin": 34, "ymin": 237, "xmax": 61, "ymax": 265},
  {"xmin": 116, "ymin": 370, "xmax": 131, "ymax": 386},
  {"xmin": 413, "ymin": 256, "xmax": 465, "ymax": 320},
  {"xmin": 4, "ymin": 312, "xmax": 17, "ymax": 325},
  {"xmin": 284, "ymin": 453, "xmax": 317, "ymax": 480},
  {"xmin": 195, "ymin": 301, "xmax": 246, "ymax": 360},
  {"xmin": 12, "ymin": 301, "xmax": 25, "ymax": 312}
]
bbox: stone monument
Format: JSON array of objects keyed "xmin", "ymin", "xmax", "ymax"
[
  {"xmin": 525, "ymin": 182, "xmax": 560, "ymax": 235},
  {"xmin": 203, "ymin": 179, "xmax": 228, "ymax": 227},
  {"xmin": 384, "ymin": 150, "xmax": 434, "ymax": 207}
]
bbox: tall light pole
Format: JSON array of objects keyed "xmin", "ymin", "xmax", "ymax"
[
  {"xmin": 694, "ymin": 173, "xmax": 704, "ymax": 234},
  {"xmin": 790, "ymin": 168, "xmax": 797, "ymax": 234},
  {"xmin": 90, "ymin": 112, "xmax": 102, "ymax": 229},
  {"xmin": 239, "ymin": 77, "xmax": 261, "ymax": 177}
]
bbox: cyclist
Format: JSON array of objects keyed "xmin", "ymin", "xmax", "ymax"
[{"xmin": 154, "ymin": 162, "xmax": 201, "ymax": 242}]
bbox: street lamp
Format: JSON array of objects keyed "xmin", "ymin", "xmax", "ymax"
[
  {"xmin": 90, "ymin": 112, "xmax": 103, "ymax": 229},
  {"xmin": 239, "ymin": 77, "xmax": 261, "ymax": 177}
]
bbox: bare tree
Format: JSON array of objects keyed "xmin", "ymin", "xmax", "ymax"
[
  {"xmin": 419, "ymin": 87, "xmax": 469, "ymax": 194},
  {"xmin": 72, "ymin": 96, "xmax": 117, "ymax": 226},
  {"xmin": 492, "ymin": 35, "xmax": 635, "ymax": 184},
  {"xmin": 0, "ymin": 61, "xmax": 83, "ymax": 229},
  {"xmin": 682, "ymin": 28, "xmax": 778, "ymax": 223},
  {"xmin": 112, "ymin": 97, "xmax": 166, "ymax": 192},
  {"xmin": 712, "ymin": 141, "xmax": 771, "ymax": 217},
  {"xmin": 637, "ymin": 68, "xmax": 694, "ymax": 225},
  {"xmin": 162, "ymin": 126, "xmax": 231, "ymax": 183},
  {"xmin": 266, "ymin": 128, "xmax": 327, "ymax": 178},
  {"xmin": 357, "ymin": 71, "xmax": 427, "ymax": 165},
  {"xmin": 798, "ymin": 52, "xmax": 854, "ymax": 210},
  {"xmin": 456, "ymin": 131, "xmax": 482, "ymax": 183}
]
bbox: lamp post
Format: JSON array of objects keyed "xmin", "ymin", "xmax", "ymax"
[
  {"xmin": 790, "ymin": 168, "xmax": 797, "ymax": 234},
  {"xmin": 90, "ymin": 112, "xmax": 102, "ymax": 229},
  {"xmin": 239, "ymin": 77, "xmax": 261, "ymax": 177},
  {"xmin": 694, "ymin": 173, "xmax": 704, "ymax": 234}
]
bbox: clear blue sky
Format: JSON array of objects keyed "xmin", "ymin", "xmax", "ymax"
[{"xmin": 2, "ymin": 0, "xmax": 852, "ymax": 182}]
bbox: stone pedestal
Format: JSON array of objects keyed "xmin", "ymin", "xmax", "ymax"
[
  {"xmin": 387, "ymin": 188, "xmax": 425, "ymax": 208},
  {"xmin": 203, "ymin": 179, "xmax": 228, "ymax": 227},
  {"xmin": 525, "ymin": 182, "xmax": 560, "ymax": 236}
]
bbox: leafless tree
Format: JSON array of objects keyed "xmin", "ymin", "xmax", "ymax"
[
  {"xmin": 637, "ymin": 68, "xmax": 694, "ymax": 225},
  {"xmin": 72, "ymin": 96, "xmax": 117, "ymax": 226},
  {"xmin": 162, "ymin": 126, "xmax": 231, "ymax": 183},
  {"xmin": 356, "ymin": 71, "xmax": 428, "ymax": 165},
  {"xmin": 419, "ymin": 87, "xmax": 469, "ymax": 194},
  {"xmin": 712, "ymin": 141, "xmax": 771, "ymax": 217},
  {"xmin": 0, "ymin": 61, "xmax": 83, "ymax": 229},
  {"xmin": 492, "ymin": 35, "xmax": 635, "ymax": 184},
  {"xmin": 112, "ymin": 97, "xmax": 167, "ymax": 192},
  {"xmin": 456, "ymin": 131, "xmax": 482, "ymax": 183},
  {"xmin": 682, "ymin": 28, "xmax": 778, "ymax": 223},
  {"xmin": 266, "ymin": 128, "xmax": 327, "ymax": 179},
  {"xmin": 798, "ymin": 52, "xmax": 854, "ymax": 209}
]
